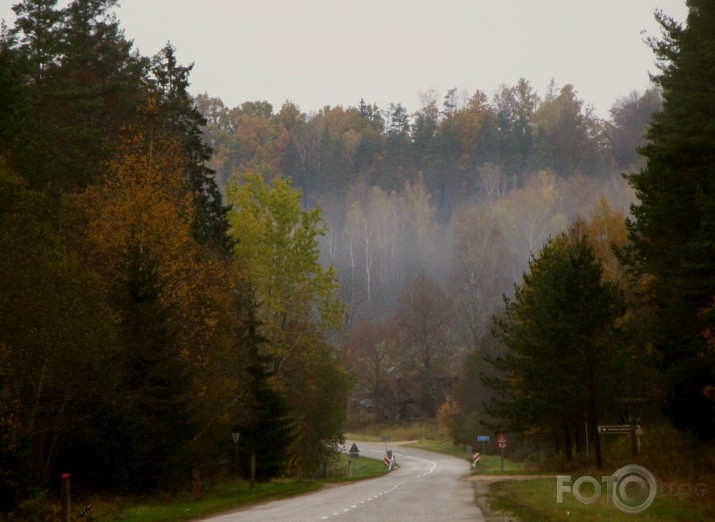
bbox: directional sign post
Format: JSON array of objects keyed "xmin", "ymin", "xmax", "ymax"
[
  {"xmin": 598, "ymin": 424, "xmax": 643, "ymax": 458},
  {"xmin": 597, "ymin": 425, "xmax": 642, "ymax": 435},
  {"xmin": 496, "ymin": 434, "xmax": 507, "ymax": 472}
]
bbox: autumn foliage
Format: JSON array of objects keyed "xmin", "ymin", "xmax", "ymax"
[{"xmin": 3, "ymin": 0, "xmax": 715, "ymax": 514}]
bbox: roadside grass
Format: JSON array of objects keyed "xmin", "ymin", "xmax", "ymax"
[
  {"xmin": 487, "ymin": 478, "xmax": 715, "ymax": 522},
  {"xmin": 404, "ymin": 438, "xmax": 471, "ymax": 460},
  {"xmin": 72, "ymin": 454, "xmax": 387, "ymax": 522},
  {"xmin": 93, "ymin": 481, "xmax": 323, "ymax": 522},
  {"xmin": 326, "ymin": 453, "xmax": 390, "ymax": 484},
  {"xmin": 345, "ymin": 419, "xmax": 442, "ymax": 442},
  {"xmin": 348, "ymin": 421, "xmax": 531, "ymax": 475},
  {"xmin": 471, "ymin": 453, "xmax": 529, "ymax": 474},
  {"xmin": 403, "ymin": 438, "xmax": 530, "ymax": 475},
  {"xmin": 349, "ymin": 419, "xmax": 715, "ymax": 520}
]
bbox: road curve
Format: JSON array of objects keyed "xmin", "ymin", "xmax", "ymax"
[{"xmin": 200, "ymin": 441, "xmax": 484, "ymax": 521}]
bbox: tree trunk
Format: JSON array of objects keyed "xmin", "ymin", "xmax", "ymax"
[{"xmin": 563, "ymin": 426, "xmax": 572, "ymax": 461}]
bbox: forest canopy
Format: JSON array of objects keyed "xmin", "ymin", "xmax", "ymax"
[{"xmin": 2, "ymin": 0, "xmax": 713, "ymax": 514}]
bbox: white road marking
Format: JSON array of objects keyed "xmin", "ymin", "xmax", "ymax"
[{"xmin": 320, "ymin": 448, "xmax": 438, "ymax": 520}]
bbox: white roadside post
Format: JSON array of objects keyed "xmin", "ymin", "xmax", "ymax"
[{"xmin": 471, "ymin": 452, "xmax": 481, "ymax": 469}]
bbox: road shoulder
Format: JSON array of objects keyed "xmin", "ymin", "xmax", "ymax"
[{"xmin": 468, "ymin": 474, "xmax": 551, "ymax": 522}]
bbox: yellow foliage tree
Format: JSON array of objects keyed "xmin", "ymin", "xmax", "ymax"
[
  {"xmin": 79, "ymin": 129, "xmax": 221, "ymax": 355},
  {"xmin": 76, "ymin": 128, "xmax": 253, "ymax": 468}
]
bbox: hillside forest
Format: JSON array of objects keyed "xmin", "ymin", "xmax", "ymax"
[{"xmin": 2, "ymin": 0, "xmax": 715, "ymax": 513}]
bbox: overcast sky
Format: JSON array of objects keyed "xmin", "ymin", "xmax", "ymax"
[{"xmin": 2, "ymin": 0, "xmax": 688, "ymax": 118}]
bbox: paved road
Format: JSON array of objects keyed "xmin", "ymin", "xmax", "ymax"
[{"xmin": 201, "ymin": 441, "xmax": 484, "ymax": 521}]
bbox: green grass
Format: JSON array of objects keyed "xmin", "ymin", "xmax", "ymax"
[
  {"xmin": 403, "ymin": 438, "xmax": 530, "ymax": 475},
  {"xmin": 487, "ymin": 478, "xmax": 715, "ymax": 521},
  {"xmin": 344, "ymin": 432, "xmax": 383, "ymax": 442},
  {"xmin": 327, "ymin": 453, "xmax": 390, "ymax": 483},
  {"xmin": 472, "ymin": 453, "xmax": 530, "ymax": 475},
  {"xmin": 82, "ymin": 454, "xmax": 387, "ymax": 522},
  {"xmin": 404, "ymin": 438, "xmax": 472, "ymax": 460},
  {"xmin": 105, "ymin": 481, "xmax": 323, "ymax": 522},
  {"xmin": 345, "ymin": 420, "xmax": 442, "ymax": 441}
]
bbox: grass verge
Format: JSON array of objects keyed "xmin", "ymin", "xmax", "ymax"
[
  {"xmin": 102, "ymin": 481, "xmax": 322, "ymax": 522},
  {"xmin": 486, "ymin": 478, "xmax": 715, "ymax": 521},
  {"xmin": 345, "ymin": 420, "xmax": 441, "ymax": 442},
  {"xmin": 79, "ymin": 454, "xmax": 387, "ymax": 522},
  {"xmin": 404, "ymin": 438, "xmax": 531, "ymax": 475}
]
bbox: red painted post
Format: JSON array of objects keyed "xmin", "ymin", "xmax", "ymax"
[{"xmin": 61, "ymin": 473, "xmax": 70, "ymax": 522}]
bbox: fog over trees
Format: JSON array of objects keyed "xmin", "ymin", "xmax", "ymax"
[{"xmin": 196, "ymin": 78, "xmax": 658, "ymax": 420}]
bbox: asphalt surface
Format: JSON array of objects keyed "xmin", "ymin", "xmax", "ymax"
[{"xmin": 201, "ymin": 441, "xmax": 485, "ymax": 521}]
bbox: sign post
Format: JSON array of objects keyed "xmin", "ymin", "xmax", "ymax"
[
  {"xmin": 250, "ymin": 453, "xmax": 256, "ymax": 489},
  {"xmin": 597, "ymin": 424, "xmax": 642, "ymax": 434},
  {"xmin": 347, "ymin": 443, "xmax": 360, "ymax": 477},
  {"xmin": 477, "ymin": 435, "xmax": 490, "ymax": 454},
  {"xmin": 231, "ymin": 432, "xmax": 240, "ymax": 478},
  {"xmin": 61, "ymin": 473, "xmax": 70, "ymax": 522},
  {"xmin": 496, "ymin": 434, "xmax": 508, "ymax": 472},
  {"xmin": 380, "ymin": 434, "xmax": 391, "ymax": 453},
  {"xmin": 597, "ymin": 424, "xmax": 643, "ymax": 458}
]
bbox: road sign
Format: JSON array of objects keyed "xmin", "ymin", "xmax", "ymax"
[
  {"xmin": 349, "ymin": 443, "xmax": 360, "ymax": 458},
  {"xmin": 477, "ymin": 435, "xmax": 490, "ymax": 442},
  {"xmin": 384, "ymin": 450, "xmax": 396, "ymax": 470},
  {"xmin": 471, "ymin": 452, "xmax": 481, "ymax": 469},
  {"xmin": 496, "ymin": 434, "xmax": 507, "ymax": 448},
  {"xmin": 597, "ymin": 425, "xmax": 642, "ymax": 435},
  {"xmin": 496, "ymin": 434, "xmax": 507, "ymax": 472}
]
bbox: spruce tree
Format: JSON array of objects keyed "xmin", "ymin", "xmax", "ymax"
[
  {"xmin": 486, "ymin": 234, "xmax": 625, "ymax": 468},
  {"xmin": 114, "ymin": 239, "xmax": 194, "ymax": 491},
  {"xmin": 625, "ymin": 1, "xmax": 715, "ymax": 438},
  {"xmin": 150, "ymin": 43, "xmax": 232, "ymax": 254},
  {"xmin": 233, "ymin": 286, "xmax": 294, "ymax": 481},
  {"xmin": 9, "ymin": 0, "xmax": 148, "ymax": 193}
]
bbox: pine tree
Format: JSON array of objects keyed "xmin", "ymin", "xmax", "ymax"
[
  {"xmin": 625, "ymin": 1, "xmax": 715, "ymax": 438},
  {"xmin": 486, "ymin": 234, "xmax": 625, "ymax": 468}
]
